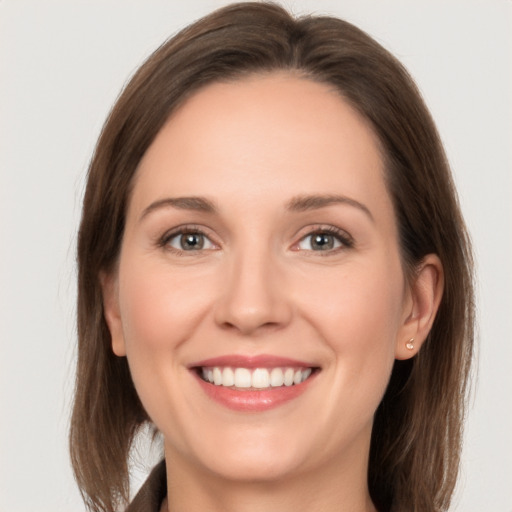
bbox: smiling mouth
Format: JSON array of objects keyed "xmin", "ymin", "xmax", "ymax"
[{"xmin": 197, "ymin": 366, "xmax": 317, "ymax": 390}]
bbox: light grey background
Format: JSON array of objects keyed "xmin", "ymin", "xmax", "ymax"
[{"xmin": 1, "ymin": 1, "xmax": 510, "ymax": 511}]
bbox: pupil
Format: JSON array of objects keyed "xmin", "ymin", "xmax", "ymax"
[
  {"xmin": 181, "ymin": 233, "xmax": 204, "ymax": 250},
  {"xmin": 312, "ymin": 234, "xmax": 333, "ymax": 250}
]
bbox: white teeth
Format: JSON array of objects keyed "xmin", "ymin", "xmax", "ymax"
[
  {"xmin": 201, "ymin": 366, "xmax": 314, "ymax": 388},
  {"xmin": 284, "ymin": 368, "xmax": 294, "ymax": 386},
  {"xmin": 213, "ymin": 367, "xmax": 223, "ymax": 385},
  {"xmin": 270, "ymin": 367, "xmax": 284, "ymax": 387},
  {"xmin": 252, "ymin": 368, "xmax": 270, "ymax": 388},
  {"xmin": 222, "ymin": 367, "xmax": 234, "ymax": 387},
  {"xmin": 234, "ymin": 368, "xmax": 252, "ymax": 388}
]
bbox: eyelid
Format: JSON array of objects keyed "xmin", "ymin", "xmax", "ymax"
[
  {"xmin": 156, "ymin": 223, "xmax": 353, "ymax": 254},
  {"xmin": 291, "ymin": 225, "xmax": 354, "ymax": 252},
  {"xmin": 158, "ymin": 224, "xmax": 219, "ymax": 253}
]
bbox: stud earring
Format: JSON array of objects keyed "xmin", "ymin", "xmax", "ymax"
[{"xmin": 406, "ymin": 338, "xmax": 415, "ymax": 350}]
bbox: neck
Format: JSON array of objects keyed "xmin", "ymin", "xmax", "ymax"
[{"xmin": 163, "ymin": 443, "xmax": 376, "ymax": 512}]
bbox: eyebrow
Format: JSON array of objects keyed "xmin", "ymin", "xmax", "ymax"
[
  {"xmin": 286, "ymin": 194, "xmax": 374, "ymax": 221},
  {"xmin": 139, "ymin": 196, "xmax": 216, "ymax": 221},
  {"xmin": 139, "ymin": 193, "xmax": 374, "ymax": 222}
]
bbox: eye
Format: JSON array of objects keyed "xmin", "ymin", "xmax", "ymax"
[
  {"xmin": 163, "ymin": 230, "xmax": 216, "ymax": 252},
  {"xmin": 295, "ymin": 228, "xmax": 352, "ymax": 252}
]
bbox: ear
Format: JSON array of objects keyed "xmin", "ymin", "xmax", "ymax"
[
  {"xmin": 99, "ymin": 271, "xmax": 126, "ymax": 357},
  {"xmin": 395, "ymin": 254, "xmax": 444, "ymax": 360}
]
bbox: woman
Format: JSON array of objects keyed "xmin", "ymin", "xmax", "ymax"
[{"xmin": 69, "ymin": 3, "xmax": 474, "ymax": 511}]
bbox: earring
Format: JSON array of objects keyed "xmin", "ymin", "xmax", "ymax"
[{"xmin": 406, "ymin": 338, "xmax": 415, "ymax": 350}]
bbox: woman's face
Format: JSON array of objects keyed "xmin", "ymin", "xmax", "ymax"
[{"xmin": 103, "ymin": 74, "xmax": 419, "ymax": 484}]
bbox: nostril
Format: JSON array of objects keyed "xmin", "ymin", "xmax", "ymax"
[
  {"xmin": 219, "ymin": 319, "xmax": 284, "ymax": 336},
  {"xmin": 213, "ymin": 273, "xmax": 293, "ymax": 334}
]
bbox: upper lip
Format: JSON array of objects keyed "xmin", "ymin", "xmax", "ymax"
[{"xmin": 189, "ymin": 354, "xmax": 318, "ymax": 369}]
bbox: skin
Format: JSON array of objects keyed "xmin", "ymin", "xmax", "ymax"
[{"xmin": 102, "ymin": 73, "xmax": 443, "ymax": 512}]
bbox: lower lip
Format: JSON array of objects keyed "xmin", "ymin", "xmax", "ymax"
[{"xmin": 193, "ymin": 371, "xmax": 317, "ymax": 412}]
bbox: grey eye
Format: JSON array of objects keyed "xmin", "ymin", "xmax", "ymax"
[
  {"xmin": 168, "ymin": 232, "xmax": 215, "ymax": 251},
  {"xmin": 298, "ymin": 232, "xmax": 342, "ymax": 251}
]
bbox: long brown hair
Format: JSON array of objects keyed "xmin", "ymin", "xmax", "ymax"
[{"xmin": 70, "ymin": 3, "xmax": 474, "ymax": 511}]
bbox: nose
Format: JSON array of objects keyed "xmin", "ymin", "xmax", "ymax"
[{"xmin": 213, "ymin": 247, "xmax": 293, "ymax": 336}]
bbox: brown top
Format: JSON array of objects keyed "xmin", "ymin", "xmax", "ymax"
[{"xmin": 125, "ymin": 460, "xmax": 167, "ymax": 512}]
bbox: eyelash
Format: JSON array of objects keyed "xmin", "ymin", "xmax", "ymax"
[
  {"xmin": 294, "ymin": 226, "xmax": 354, "ymax": 254},
  {"xmin": 157, "ymin": 225, "xmax": 354, "ymax": 255},
  {"xmin": 158, "ymin": 225, "xmax": 216, "ymax": 255}
]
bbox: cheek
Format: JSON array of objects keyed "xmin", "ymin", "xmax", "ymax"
[
  {"xmin": 115, "ymin": 256, "xmax": 215, "ymax": 414},
  {"xmin": 302, "ymin": 259, "xmax": 403, "ymax": 334},
  {"xmin": 115, "ymin": 257, "xmax": 220, "ymax": 440},
  {"xmin": 118, "ymin": 258, "xmax": 212, "ymax": 354},
  {"xmin": 296, "ymin": 258, "xmax": 404, "ymax": 396}
]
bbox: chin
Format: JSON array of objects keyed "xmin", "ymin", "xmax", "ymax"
[
  {"xmin": 203, "ymin": 453, "xmax": 303, "ymax": 483},
  {"xmin": 180, "ymin": 428, "xmax": 309, "ymax": 483}
]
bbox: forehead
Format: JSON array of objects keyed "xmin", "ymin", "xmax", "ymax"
[{"xmin": 130, "ymin": 73, "xmax": 390, "ymax": 220}]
